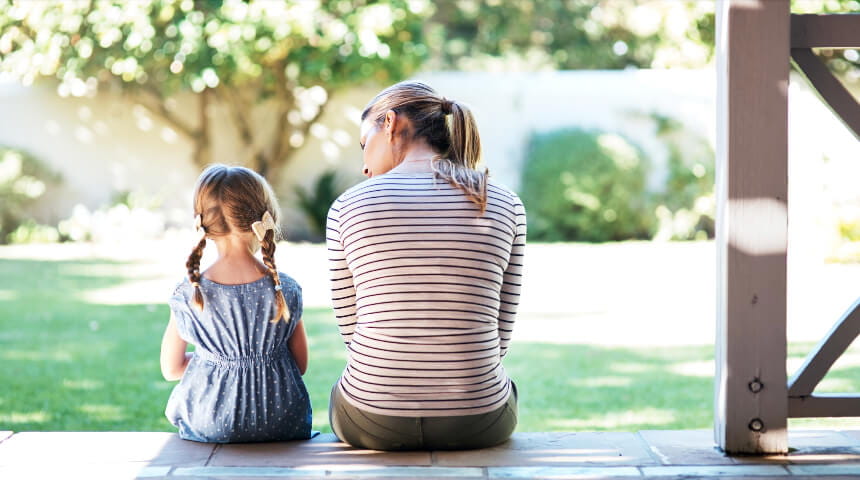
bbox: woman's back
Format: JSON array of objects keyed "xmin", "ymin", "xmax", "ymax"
[{"xmin": 328, "ymin": 172, "xmax": 526, "ymax": 417}]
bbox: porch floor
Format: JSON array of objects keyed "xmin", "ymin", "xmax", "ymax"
[{"xmin": 2, "ymin": 429, "xmax": 860, "ymax": 479}]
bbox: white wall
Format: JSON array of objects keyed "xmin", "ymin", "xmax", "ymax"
[{"xmin": 2, "ymin": 68, "xmax": 856, "ymax": 249}]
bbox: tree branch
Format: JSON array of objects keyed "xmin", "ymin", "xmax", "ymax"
[
  {"xmin": 267, "ymin": 63, "xmax": 293, "ymax": 174},
  {"xmin": 267, "ymin": 100, "xmax": 327, "ymax": 181},
  {"xmin": 218, "ymin": 86, "xmax": 254, "ymax": 147},
  {"xmin": 135, "ymin": 85, "xmax": 197, "ymax": 139}
]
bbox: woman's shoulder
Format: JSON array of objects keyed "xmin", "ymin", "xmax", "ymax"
[
  {"xmin": 487, "ymin": 180, "xmax": 524, "ymax": 206},
  {"xmin": 332, "ymin": 175, "xmax": 389, "ymax": 206}
]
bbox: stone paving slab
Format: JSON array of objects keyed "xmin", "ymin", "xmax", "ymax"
[
  {"xmin": 0, "ymin": 463, "xmax": 170, "ymax": 480},
  {"xmin": 209, "ymin": 433, "xmax": 432, "ymax": 467},
  {"xmin": 175, "ymin": 465, "xmax": 482, "ymax": 478},
  {"xmin": 0, "ymin": 432, "xmax": 214, "ymax": 467},
  {"xmin": 780, "ymin": 430, "xmax": 860, "ymax": 464},
  {"xmin": 641, "ymin": 464, "xmax": 789, "ymax": 476},
  {"xmin": 788, "ymin": 463, "xmax": 860, "ymax": 476},
  {"xmin": 487, "ymin": 466, "xmax": 641, "ymax": 478},
  {"xmin": 434, "ymin": 432, "xmax": 658, "ymax": 467},
  {"xmin": 638, "ymin": 430, "xmax": 734, "ymax": 465},
  {"xmin": 5, "ymin": 430, "xmax": 860, "ymax": 478}
]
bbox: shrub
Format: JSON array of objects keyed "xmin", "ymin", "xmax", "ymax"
[
  {"xmin": 295, "ymin": 170, "xmax": 345, "ymax": 240},
  {"xmin": 8, "ymin": 220, "xmax": 59, "ymax": 244},
  {"xmin": 0, "ymin": 147, "xmax": 60, "ymax": 244},
  {"xmin": 57, "ymin": 200, "xmax": 166, "ymax": 243},
  {"xmin": 520, "ymin": 129, "xmax": 657, "ymax": 242},
  {"xmin": 651, "ymin": 114, "xmax": 715, "ymax": 241}
]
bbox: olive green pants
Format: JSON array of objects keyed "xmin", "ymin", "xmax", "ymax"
[{"xmin": 328, "ymin": 382, "xmax": 517, "ymax": 451}]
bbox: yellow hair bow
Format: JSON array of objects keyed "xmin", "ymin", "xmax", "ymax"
[{"xmin": 251, "ymin": 211, "xmax": 275, "ymax": 242}]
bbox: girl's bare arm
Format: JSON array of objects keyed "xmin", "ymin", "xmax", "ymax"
[
  {"xmin": 160, "ymin": 313, "xmax": 191, "ymax": 381},
  {"xmin": 288, "ymin": 319, "xmax": 309, "ymax": 375}
]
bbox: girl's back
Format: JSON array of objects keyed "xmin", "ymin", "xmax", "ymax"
[
  {"xmin": 160, "ymin": 164, "xmax": 312, "ymax": 444},
  {"xmin": 166, "ymin": 272, "xmax": 311, "ymax": 443}
]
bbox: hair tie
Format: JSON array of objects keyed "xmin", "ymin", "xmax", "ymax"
[
  {"xmin": 191, "ymin": 281, "xmax": 201, "ymax": 288},
  {"xmin": 251, "ymin": 211, "xmax": 275, "ymax": 242},
  {"xmin": 440, "ymin": 98, "xmax": 454, "ymax": 115}
]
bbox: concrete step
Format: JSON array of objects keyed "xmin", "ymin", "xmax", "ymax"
[{"xmin": 1, "ymin": 429, "xmax": 859, "ymax": 479}]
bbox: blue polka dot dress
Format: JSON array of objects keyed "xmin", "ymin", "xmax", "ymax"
[{"xmin": 165, "ymin": 272, "xmax": 312, "ymax": 443}]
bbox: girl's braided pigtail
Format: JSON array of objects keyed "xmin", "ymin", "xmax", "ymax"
[
  {"xmin": 261, "ymin": 228, "xmax": 289, "ymax": 323},
  {"xmin": 186, "ymin": 235, "xmax": 207, "ymax": 311}
]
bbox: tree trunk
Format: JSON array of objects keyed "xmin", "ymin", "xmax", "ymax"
[{"xmin": 192, "ymin": 88, "xmax": 212, "ymax": 168}]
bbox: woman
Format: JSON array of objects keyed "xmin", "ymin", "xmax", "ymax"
[{"xmin": 326, "ymin": 81, "xmax": 526, "ymax": 450}]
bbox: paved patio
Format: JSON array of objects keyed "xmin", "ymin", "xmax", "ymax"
[{"xmin": 3, "ymin": 429, "xmax": 860, "ymax": 479}]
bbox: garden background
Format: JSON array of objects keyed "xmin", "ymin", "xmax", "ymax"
[{"xmin": 1, "ymin": 0, "xmax": 860, "ymax": 435}]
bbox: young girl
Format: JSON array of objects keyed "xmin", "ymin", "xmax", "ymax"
[{"xmin": 160, "ymin": 164, "xmax": 312, "ymax": 443}]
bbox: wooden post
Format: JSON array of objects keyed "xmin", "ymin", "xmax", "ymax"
[{"xmin": 715, "ymin": 0, "xmax": 789, "ymax": 454}]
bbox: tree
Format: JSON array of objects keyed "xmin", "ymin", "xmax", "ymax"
[
  {"xmin": 424, "ymin": 0, "xmax": 715, "ymax": 70},
  {"xmin": 423, "ymin": 0, "xmax": 857, "ymax": 77},
  {"xmin": 0, "ymin": 0, "xmax": 430, "ymax": 179}
]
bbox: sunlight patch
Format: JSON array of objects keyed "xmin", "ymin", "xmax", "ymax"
[
  {"xmin": 570, "ymin": 376, "xmax": 632, "ymax": 388},
  {"xmin": 816, "ymin": 377, "xmax": 858, "ymax": 393},
  {"xmin": 0, "ymin": 289, "xmax": 16, "ymax": 301},
  {"xmin": 610, "ymin": 363, "xmax": 651, "ymax": 374},
  {"xmin": 78, "ymin": 404, "xmax": 124, "ymax": 421},
  {"xmin": 549, "ymin": 407, "xmax": 676, "ymax": 430},
  {"xmin": 79, "ymin": 278, "xmax": 171, "ymax": 305},
  {"xmin": 1, "ymin": 350, "xmax": 72, "ymax": 361},
  {"xmin": 0, "ymin": 411, "xmax": 49, "ymax": 424},
  {"xmin": 669, "ymin": 360, "xmax": 714, "ymax": 377},
  {"xmin": 63, "ymin": 379, "xmax": 104, "ymax": 390}
]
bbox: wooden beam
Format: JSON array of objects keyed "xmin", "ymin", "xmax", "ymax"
[
  {"xmin": 789, "ymin": 394, "xmax": 860, "ymax": 418},
  {"xmin": 791, "ymin": 47, "xmax": 860, "ymax": 141},
  {"xmin": 791, "ymin": 14, "xmax": 860, "ymax": 48},
  {"xmin": 788, "ymin": 297, "xmax": 860, "ymax": 397},
  {"xmin": 715, "ymin": 0, "xmax": 789, "ymax": 455}
]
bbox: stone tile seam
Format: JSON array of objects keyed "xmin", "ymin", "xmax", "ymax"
[
  {"xmin": 153, "ymin": 464, "xmax": 860, "ymax": 478},
  {"xmin": 204, "ymin": 443, "xmax": 221, "ymax": 466},
  {"xmin": 632, "ymin": 431, "xmax": 668, "ymax": 465}
]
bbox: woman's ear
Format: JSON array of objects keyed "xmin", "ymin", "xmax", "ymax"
[{"xmin": 385, "ymin": 110, "xmax": 397, "ymax": 141}]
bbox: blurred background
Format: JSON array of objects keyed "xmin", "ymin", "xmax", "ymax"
[{"xmin": 1, "ymin": 0, "xmax": 860, "ymax": 434}]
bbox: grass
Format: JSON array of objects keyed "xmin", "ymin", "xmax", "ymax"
[{"xmin": 2, "ymin": 255, "xmax": 860, "ymax": 433}]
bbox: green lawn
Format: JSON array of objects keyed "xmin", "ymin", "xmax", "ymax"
[{"xmin": 2, "ymin": 256, "xmax": 860, "ymax": 433}]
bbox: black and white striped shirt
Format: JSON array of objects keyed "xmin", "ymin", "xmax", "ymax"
[{"xmin": 326, "ymin": 172, "xmax": 526, "ymax": 417}]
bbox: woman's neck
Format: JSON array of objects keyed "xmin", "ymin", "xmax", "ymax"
[{"xmin": 389, "ymin": 143, "xmax": 438, "ymax": 174}]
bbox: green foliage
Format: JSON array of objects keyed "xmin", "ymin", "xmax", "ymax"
[
  {"xmin": 426, "ymin": 0, "xmax": 715, "ymax": 70},
  {"xmin": 0, "ymin": 0, "xmax": 430, "ymax": 175},
  {"xmin": 0, "ymin": 147, "xmax": 60, "ymax": 244},
  {"xmin": 839, "ymin": 218, "xmax": 860, "ymax": 242},
  {"xmin": 520, "ymin": 129, "xmax": 657, "ymax": 242},
  {"xmin": 295, "ymin": 170, "xmax": 345, "ymax": 239},
  {"xmin": 8, "ymin": 220, "xmax": 60, "ymax": 244},
  {"xmin": 651, "ymin": 114, "xmax": 715, "ymax": 241},
  {"xmin": 0, "ymin": 0, "xmax": 428, "ymax": 95}
]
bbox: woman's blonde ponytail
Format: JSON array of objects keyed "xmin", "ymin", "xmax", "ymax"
[{"xmin": 434, "ymin": 99, "xmax": 488, "ymax": 212}]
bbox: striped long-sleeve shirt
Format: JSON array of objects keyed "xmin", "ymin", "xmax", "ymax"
[{"xmin": 326, "ymin": 172, "xmax": 526, "ymax": 417}]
